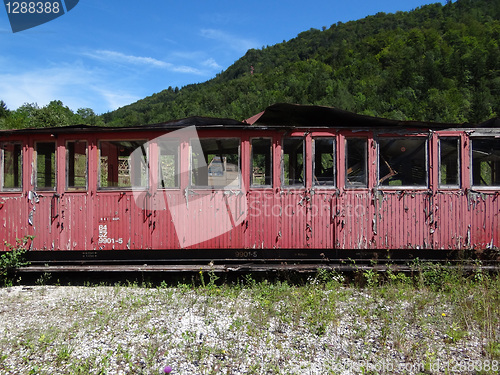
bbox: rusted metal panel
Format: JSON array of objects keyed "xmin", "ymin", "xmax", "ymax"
[
  {"xmin": 29, "ymin": 193, "xmax": 58, "ymax": 250},
  {"xmin": 376, "ymin": 191, "xmax": 431, "ymax": 249},
  {"xmin": 0, "ymin": 195, "xmax": 26, "ymax": 248},
  {"xmin": 469, "ymin": 192, "xmax": 500, "ymax": 249},
  {"xmin": 309, "ymin": 191, "xmax": 335, "ymax": 249},
  {"xmin": 335, "ymin": 191, "xmax": 373, "ymax": 249},
  {"xmin": 59, "ymin": 194, "xmax": 90, "ymax": 250},
  {"xmin": 95, "ymin": 192, "xmax": 150, "ymax": 250},
  {"xmin": 277, "ymin": 190, "xmax": 309, "ymax": 248},
  {"xmin": 161, "ymin": 190, "xmax": 246, "ymax": 250},
  {"xmin": 150, "ymin": 191, "xmax": 182, "ymax": 249},
  {"xmin": 245, "ymin": 190, "xmax": 279, "ymax": 249},
  {"xmin": 432, "ymin": 192, "xmax": 468, "ymax": 249},
  {"xmin": 246, "ymin": 189, "xmax": 334, "ymax": 250},
  {"xmin": 187, "ymin": 191, "xmax": 223, "ymax": 249}
]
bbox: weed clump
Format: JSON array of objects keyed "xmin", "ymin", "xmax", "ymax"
[{"xmin": 1, "ymin": 236, "xmax": 32, "ymax": 286}]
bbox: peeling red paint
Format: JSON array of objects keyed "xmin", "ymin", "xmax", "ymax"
[{"xmin": 0, "ymin": 114, "xmax": 498, "ymax": 253}]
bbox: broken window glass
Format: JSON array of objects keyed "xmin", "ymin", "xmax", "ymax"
[
  {"xmin": 251, "ymin": 138, "xmax": 272, "ymax": 187},
  {"xmin": 67, "ymin": 141, "xmax": 87, "ymax": 190},
  {"xmin": 472, "ymin": 138, "xmax": 500, "ymax": 187},
  {"xmin": 2, "ymin": 142, "xmax": 22, "ymax": 190},
  {"xmin": 99, "ymin": 140, "xmax": 147, "ymax": 188},
  {"xmin": 345, "ymin": 138, "xmax": 367, "ymax": 188},
  {"xmin": 313, "ymin": 138, "xmax": 335, "ymax": 187},
  {"xmin": 378, "ymin": 138, "xmax": 427, "ymax": 187},
  {"xmin": 439, "ymin": 138, "xmax": 460, "ymax": 187},
  {"xmin": 158, "ymin": 140, "xmax": 179, "ymax": 188},
  {"xmin": 191, "ymin": 138, "xmax": 240, "ymax": 188},
  {"xmin": 282, "ymin": 137, "xmax": 304, "ymax": 187},
  {"xmin": 35, "ymin": 142, "xmax": 56, "ymax": 190}
]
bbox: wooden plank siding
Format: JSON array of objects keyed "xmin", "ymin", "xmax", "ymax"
[{"xmin": 0, "ymin": 119, "xmax": 498, "ymax": 254}]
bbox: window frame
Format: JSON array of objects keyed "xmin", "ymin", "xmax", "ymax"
[
  {"xmin": 1, "ymin": 142, "xmax": 22, "ymax": 192},
  {"xmin": 250, "ymin": 137, "xmax": 273, "ymax": 189},
  {"xmin": 345, "ymin": 137, "xmax": 368, "ymax": 189},
  {"xmin": 438, "ymin": 137, "xmax": 460, "ymax": 189},
  {"xmin": 34, "ymin": 141, "xmax": 57, "ymax": 191},
  {"xmin": 470, "ymin": 136, "xmax": 500, "ymax": 189},
  {"xmin": 312, "ymin": 137, "xmax": 336, "ymax": 189},
  {"xmin": 98, "ymin": 139, "xmax": 149, "ymax": 190},
  {"xmin": 158, "ymin": 138, "xmax": 180, "ymax": 190},
  {"xmin": 189, "ymin": 137, "xmax": 241, "ymax": 190},
  {"xmin": 66, "ymin": 140, "xmax": 88, "ymax": 191},
  {"xmin": 281, "ymin": 136, "xmax": 305, "ymax": 189},
  {"xmin": 376, "ymin": 136, "xmax": 428, "ymax": 189}
]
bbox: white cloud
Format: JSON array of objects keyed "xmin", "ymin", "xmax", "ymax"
[
  {"xmin": 200, "ymin": 28, "xmax": 259, "ymax": 53},
  {"xmin": 0, "ymin": 64, "xmax": 138, "ymax": 113},
  {"xmin": 93, "ymin": 88, "xmax": 140, "ymax": 111},
  {"xmin": 168, "ymin": 52, "xmax": 222, "ymax": 71},
  {"xmin": 84, "ymin": 49, "xmax": 203, "ymax": 75},
  {"xmin": 0, "ymin": 46, "xmax": 224, "ymax": 115},
  {"xmin": 0, "ymin": 65, "xmax": 93, "ymax": 110},
  {"xmin": 86, "ymin": 50, "xmax": 170, "ymax": 68},
  {"xmin": 171, "ymin": 65, "xmax": 203, "ymax": 74},
  {"xmin": 169, "ymin": 51, "xmax": 205, "ymax": 61},
  {"xmin": 202, "ymin": 58, "xmax": 222, "ymax": 70}
]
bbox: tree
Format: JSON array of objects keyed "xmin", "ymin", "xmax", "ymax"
[
  {"xmin": 76, "ymin": 107, "xmax": 100, "ymax": 125},
  {"xmin": 2, "ymin": 101, "xmax": 91, "ymax": 129},
  {"xmin": 0, "ymin": 100, "xmax": 9, "ymax": 118}
]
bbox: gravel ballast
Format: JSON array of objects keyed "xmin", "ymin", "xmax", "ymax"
[{"xmin": 0, "ymin": 283, "xmax": 498, "ymax": 374}]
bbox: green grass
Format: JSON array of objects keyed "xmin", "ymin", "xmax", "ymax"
[{"xmin": 0, "ymin": 265, "xmax": 499, "ymax": 374}]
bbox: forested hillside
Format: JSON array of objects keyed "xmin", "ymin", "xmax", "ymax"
[
  {"xmin": 100, "ymin": 0, "xmax": 500, "ymax": 126},
  {"xmin": 2, "ymin": 0, "xmax": 499, "ymax": 129}
]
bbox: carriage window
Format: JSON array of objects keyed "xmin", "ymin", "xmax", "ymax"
[
  {"xmin": 345, "ymin": 138, "xmax": 367, "ymax": 188},
  {"xmin": 378, "ymin": 138, "xmax": 427, "ymax": 187},
  {"xmin": 314, "ymin": 138, "xmax": 335, "ymax": 187},
  {"xmin": 35, "ymin": 142, "xmax": 56, "ymax": 190},
  {"xmin": 283, "ymin": 137, "xmax": 304, "ymax": 187},
  {"xmin": 439, "ymin": 138, "xmax": 460, "ymax": 187},
  {"xmin": 2, "ymin": 143, "xmax": 22, "ymax": 190},
  {"xmin": 159, "ymin": 140, "xmax": 179, "ymax": 188},
  {"xmin": 99, "ymin": 140, "xmax": 147, "ymax": 188},
  {"xmin": 67, "ymin": 141, "xmax": 87, "ymax": 190},
  {"xmin": 472, "ymin": 138, "xmax": 500, "ymax": 187},
  {"xmin": 251, "ymin": 138, "xmax": 272, "ymax": 187},
  {"xmin": 191, "ymin": 138, "xmax": 240, "ymax": 188}
]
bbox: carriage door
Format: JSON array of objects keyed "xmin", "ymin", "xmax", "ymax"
[
  {"xmin": 310, "ymin": 135, "xmax": 337, "ymax": 249},
  {"xmin": 28, "ymin": 139, "xmax": 61, "ymax": 249},
  {"xmin": 57, "ymin": 138, "xmax": 91, "ymax": 250},
  {"xmin": 0, "ymin": 140, "xmax": 26, "ymax": 247},
  {"xmin": 94, "ymin": 139, "xmax": 152, "ymax": 250},
  {"xmin": 335, "ymin": 133, "xmax": 374, "ymax": 250}
]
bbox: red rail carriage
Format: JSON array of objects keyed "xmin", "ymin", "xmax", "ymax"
[{"xmin": 0, "ymin": 103, "xmax": 499, "ymax": 267}]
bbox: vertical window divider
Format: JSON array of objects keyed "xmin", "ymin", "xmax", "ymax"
[
  {"xmin": 65, "ymin": 140, "xmax": 88, "ymax": 191},
  {"xmin": 250, "ymin": 137, "xmax": 272, "ymax": 188},
  {"xmin": 1, "ymin": 142, "xmax": 23, "ymax": 191},
  {"xmin": 282, "ymin": 136, "xmax": 305, "ymax": 188},
  {"xmin": 312, "ymin": 137, "xmax": 336, "ymax": 188},
  {"xmin": 345, "ymin": 137, "xmax": 368, "ymax": 188},
  {"xmin": 34, "ymin": 141, "xmax": 57, "ymax": 191}
]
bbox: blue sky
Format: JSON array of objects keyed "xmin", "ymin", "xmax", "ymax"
[{"xmin": 0, "ymin": 0, "xmax": 447, "ymax": 115}]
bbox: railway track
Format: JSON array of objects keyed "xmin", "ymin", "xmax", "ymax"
[{"xmin": 16, "ymin": 249, "xmax": 500, "ymax": 274}]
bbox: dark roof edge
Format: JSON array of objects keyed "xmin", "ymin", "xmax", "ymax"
[
  {"xmin": 1, "ymin": 104, "xmax": 498, "ymax": 135},
  {"xmin": 251, "ymin": 103, "xmax": 481, "ymax": 129},
  {"xmin": 0, "ymin": 116, "xmax": 246, "ymax": 135}
]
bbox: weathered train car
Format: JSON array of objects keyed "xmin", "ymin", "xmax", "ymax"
[{"xmin": 0, "ymin": 103, "xmax": 499, "ymax": 266}]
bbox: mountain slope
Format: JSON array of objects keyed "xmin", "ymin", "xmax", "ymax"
[{"xmin": 102, "ymin": 0, "xmax": 500, "ymax": 126}]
